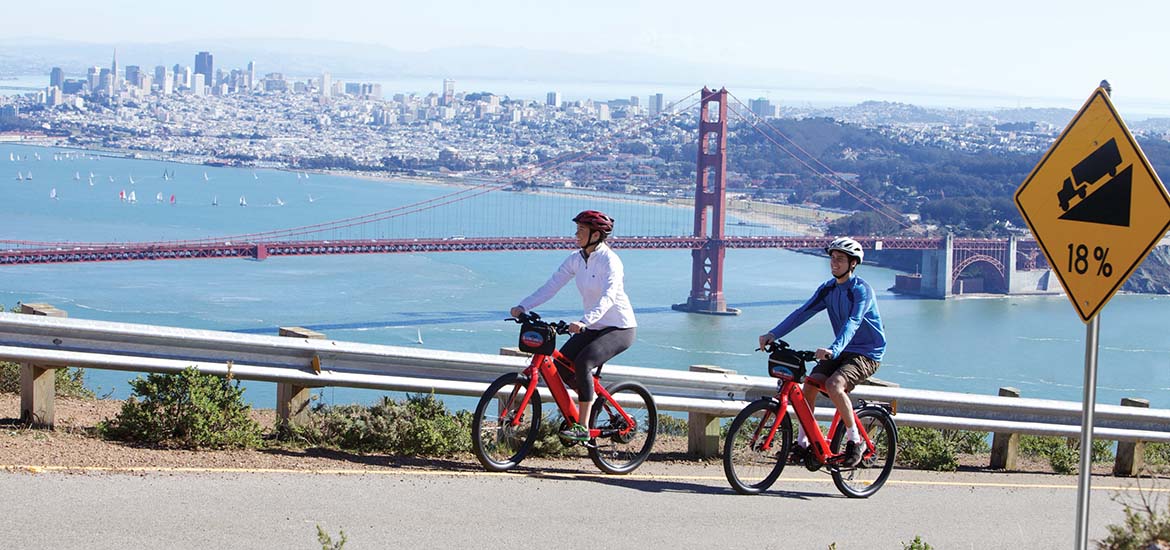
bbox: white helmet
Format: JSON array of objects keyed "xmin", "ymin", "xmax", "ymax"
[{"xmin": 826, "ymin": 237, "xmax": 864, "ymax": 264}]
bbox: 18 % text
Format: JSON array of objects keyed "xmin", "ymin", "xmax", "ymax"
[{"xmin": 1067, "ymin": 243, "xmax": 1113, "ymax": 277}]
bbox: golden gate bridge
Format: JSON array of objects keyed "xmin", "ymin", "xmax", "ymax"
[{"xmin": 0, "ymin": 89, "xmax": 1046, "ymax": 310}]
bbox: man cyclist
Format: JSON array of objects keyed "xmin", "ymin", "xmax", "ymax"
[
  {"xmin": 510, "ymin": 210, "xmax": 637, "ymax": 442},
  {"xmin": 758, "ymin": 237, "xmax": 886, "ymax": 467}
]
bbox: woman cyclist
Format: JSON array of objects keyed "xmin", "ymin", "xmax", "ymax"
[{"xmin": 509, "ymin": 210, "xmax": 637, "ymax": 441}]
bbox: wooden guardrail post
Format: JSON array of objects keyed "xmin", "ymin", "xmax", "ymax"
[
  {"xmin": 1114, "ymin": 397, "xmax": 1150, "ymax": 476},
  {"xmin": 276, "ymin": 327, "xmax": 325, "ymax": 429},
  {"xmin": 990, "ymin": 387, "xmax": 1021, "ymax": 470},
  {"xmin": 17, "ymin": 303, "xmax": 67, "ymax": 428},
  {"xmin": 688, "ymin": 365, "xmax": 736, "ymax": 458}
]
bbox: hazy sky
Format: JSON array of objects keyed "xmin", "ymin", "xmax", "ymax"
[{"xmin": 5, "ymin": 0, "xmax": 1168, "ymax": 106}]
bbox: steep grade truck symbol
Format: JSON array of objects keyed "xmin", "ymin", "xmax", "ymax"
[{"xmin": 1057, "ymin": 138, "xmax": 1121, "ymax": 211}]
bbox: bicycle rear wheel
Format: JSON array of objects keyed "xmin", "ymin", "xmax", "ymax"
[
  {"xmin": 723, "ymin": 398, "xmax": 791, "ymax": 495},
  {"xmin": 588, "ymin": 381, "xmax": 657, "ymax": 474},
  {"xmin": 830, "ymin": 407, "xmax": 897, "ymax": 498},
  {"xmin": 471, "ymin": 373, "xmax": 542, "ymax": 472}
]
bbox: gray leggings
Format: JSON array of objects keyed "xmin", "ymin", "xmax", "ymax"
[{"xmin": 558, "ymin": 326, "xmax": 636, "ymax": 402}]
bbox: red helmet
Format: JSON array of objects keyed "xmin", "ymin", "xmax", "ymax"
[{"xmin": 572, "ymin": 210, "xmax": 614, "ymax": 233}]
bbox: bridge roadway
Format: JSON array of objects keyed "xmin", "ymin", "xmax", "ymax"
[
  {"xmin": 0, "ymin": 235, "xmax": 952, "ymax": 265},
  {"xmin": 0, "ymin": 458, "xmax": 1143, "ymax": 548}
]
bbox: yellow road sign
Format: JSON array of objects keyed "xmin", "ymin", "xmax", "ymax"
[{"xmin": 1014, "ymin": 86, "xmax": 1170, "ymax": 322}]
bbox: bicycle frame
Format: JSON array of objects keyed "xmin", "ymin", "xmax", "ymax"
[
  {"xmin": 502, "ymin": 348, "xmax": 638, "ymax": 441},
  {"xmin": 759, "ymin": 377, "xmax": 876, "ymax": 467}
]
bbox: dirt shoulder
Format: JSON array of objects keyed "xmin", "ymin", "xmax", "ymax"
[{"xmin": 0, "ymin": 393, "xmax": 1120, "ymax": 477}]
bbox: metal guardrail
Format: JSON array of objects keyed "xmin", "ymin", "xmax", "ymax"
[{"xmin": 3, "ymin": 311, "xmax": 1170, "ymax": 444}]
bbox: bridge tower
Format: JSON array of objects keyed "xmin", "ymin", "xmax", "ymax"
[{"xmin": 673, "ymin": 87, "xmax": 740, "ymax": 315}]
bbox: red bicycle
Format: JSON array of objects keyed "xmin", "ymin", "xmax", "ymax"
[
  {"xmin": 471, "ymin": 311, "xmax": 657, "ymax": 474},
  {"xmin": 722, "ymin": 340, "xmax": 897, "ymax": 498}
]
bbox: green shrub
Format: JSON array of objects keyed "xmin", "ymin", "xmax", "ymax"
[
  {"xmin": 289, "ymin": 393, "xmax": 472, "ymax": 456},
  {"xmin": 903, "ymin": 536, "xmax": 934, "ymax": 550},
  {"xmin": 528, "ymin": 413, "xmax": 572, "ymax": 458},
  {"xmin": 316, "ymin": 525, "xmax": 347, "ymax": 550},
  {"xmin": 897, "ymin": 426, "xmax": 958, "ymax": 471},
  {"xmin": 948, "ymin": 430, "xmax": 991, "ymax": 454},
  {"xmin": 99, "ymin": 366, "xmax": 261, "ymax": 448},
  {"xmin": 657, "ymin": 414, "xmax": 688, "ymax": 437},
  {"xmin": 1144, "ymin": 442, "xmax": 1170, "ymax": 465},
  {"xmin": 1099, "ymin": 488, "xmax": 1170, "ymax": 549},
  {"xmin": 1020, "ymin": 435, "xmax": 1115, "ymax": 474}
]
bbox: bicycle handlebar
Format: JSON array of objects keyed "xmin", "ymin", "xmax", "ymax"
[
  {"xmin": 507, "ymin": 311, "xmax": 574, "ymax": 335},
  {"xmin": 759, "ymin": 339, "xmax": 818, "ymax": 363}
]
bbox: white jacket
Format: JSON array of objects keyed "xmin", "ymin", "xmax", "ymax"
[{"xmin": 518, "ymin": 243, "xmax": 637, "ymax": 329}]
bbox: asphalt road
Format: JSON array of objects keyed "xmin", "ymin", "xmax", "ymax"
[{"xmin": 0, "ymin": 460, "xmax": 1154, "ymax": 549}]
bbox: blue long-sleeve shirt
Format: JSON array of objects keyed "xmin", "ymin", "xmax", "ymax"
[{"xmin": 768, "ymin": 275, "xmax": 886, "ymax": 361}]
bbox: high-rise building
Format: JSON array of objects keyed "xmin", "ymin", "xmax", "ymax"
[
  {"xmin": 110, "ymin": 49, "xmax": 120, "ymax": 92},
  {"xmin": 98, "ymin": 68, "xmax": 112, "ymax": 96},
  {"xmin": 87, "ymin": 67, "xmax": 100, "ymax": 91},
  {"xmin": 649, "ymin": 93, "xmax": 664, "ymax": 116},
  {"xmin": 192, "ymin": 73, "xmax": 206, "ymax": 96},
  {"xmin": 749, "ymin": 98, "xmax": 777, "ymax": 118},
  {"xmin": 441, "ymin": 79, "xmax": 455, "ymax": 106},
  {"xmin": 321, "ymin": 72, "xmax": 331, "ymax": 98},
  {"xmin": 546, "ymin": 91, "xmax": 561, "ymax": 108},
  {"xmin": 247, "ymin": 61, "xmax": 256, "ymax": 91},
  {"xmin": 125, "ymin": 65, "xmax": 142, "ymax": 89},
  {"xmin": 194, "ymin": 51, "xmax": 213, "ymax": 90},
  {"xmin": 49, "ymin": 67, "xmax": 64, "ymax": 89},
  {"xmin": 154, "ymin": 66, "xmax": 167, "ymax": 90}
]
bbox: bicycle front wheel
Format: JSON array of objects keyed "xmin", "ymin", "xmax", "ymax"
[
  {"xmin": 830, "ymin": 407, "xmax": 897, "ymax": 498},
  {"xmin": 588, "ymin": 381, "xmax": 657, "ymax": 474},
  {"xmin": 471, "ymin": 373, "xmax": 542, "ymax": 472},
  {"xmin": 722, "ymin": 398, "xmax": 791, "ymax": 495}
]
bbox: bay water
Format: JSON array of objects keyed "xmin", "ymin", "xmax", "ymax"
[{"xmin": 2, "ymin": 143, "xmax": 1169, "ymax": 412}]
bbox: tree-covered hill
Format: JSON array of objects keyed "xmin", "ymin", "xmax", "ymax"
[{"xmin": 715, "ymin": 115, "xmax": 1170, "ymax": 237}]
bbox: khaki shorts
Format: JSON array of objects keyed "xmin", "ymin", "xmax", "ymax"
[{"xmin": 810, "ymin": 352, "xmax": 880, "ymax": 392}]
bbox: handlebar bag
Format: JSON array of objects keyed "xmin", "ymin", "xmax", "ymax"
[
  {"xmin": 518, "ymin": 321, "xmax": 556, "ymax": 355},
  {"xmin": 768, "ymin": 348, "xmax": 807, "ymax": 382}
]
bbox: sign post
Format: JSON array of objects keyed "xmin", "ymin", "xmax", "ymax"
[{"xmin": 1014, "ymin": 82, "xmax": 1170, "ymax": 550}]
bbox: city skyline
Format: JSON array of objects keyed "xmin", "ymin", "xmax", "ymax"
[{"xmin": 1, "ymin": 0, "xmax": 1168, "ymax": 110}]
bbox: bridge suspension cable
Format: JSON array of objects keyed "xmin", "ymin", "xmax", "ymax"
[{"xmin": 725, "ymin": 92, "xmax": 910, "ymax": 230}]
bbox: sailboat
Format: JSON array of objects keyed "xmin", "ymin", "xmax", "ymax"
[
  {"xmin": 73, "ymin": 171, "xmax": 80, "ymax": 181},
  {"xmin": 296, "ymin": 172, "xmax": 302, "ymax": 180},
  {"xmin": 203, "ymin": 172, "xmax": 209, "ymax": 182},
  {"xmin": 26, "ymin": 171, "xmax": 32, "ymax": 180},
  {"xmin": 303, "ymin": 172, "xmax": 309, "ymax": 179},
  {"xmin": 108, "ymin": 175, "xmax": 115, "ymax": 183},
  {"xmin": 212, "ymin": 195, "xmax": 218, "ymax": 206},
  {"xmin": 119, "ymin": 189, "xmax": 126, "ymax": 202},
  {"xmin": 307, "ymin": 193, "xmax": 316, "ymax": 203},
  {"xmin": 239, "ymin": 196, "xmax": 247, "ymax": 207},
  {"xmin": 89, "ymin": 171, "xmax": 95, "ymax": 179},
  {"xmin": 275, "ymin": 197, "xmax": 285, "ymax": 206},
  {"xmin": 15, "ymin": 172, "xmax": 22, "ymax": 181},
  {"xmin": 128, "ymin": 190, "xmax": 137, "ymax": 204},
  {"xmin": 252, "ymin": 172, "xmax": 259, "ymax": 180},
  {"xmin": 128, "ymin": 175, "xmax": 135, "ymax": 185},
  {"xmin": 88, "ymin": 176, "xmax": 94, "ymax": 186},
  {"xmin": 163, "ymin": 170, "xmax": 170, "ymax": 181},
  {"xmin": 49, "ymin": 188, "xmax": 57, "ymax": 200},
  {"xmin": 155, "ymin": 192, "xmax": 164, "ymax": 203},
  {"xmin": 33, "ymin": 152, "xmax": 40, "ymax": 160},
  {"xmin": 169, "ymin": 194, "xmax": 176, "ymax": 205},
  {"xmin": 415, "ymin": 328, "xmax": 424, "ymax": 345},
  {"xmin": 8, "ymin": 153, "xmax": 13, "ymax": 161}
]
